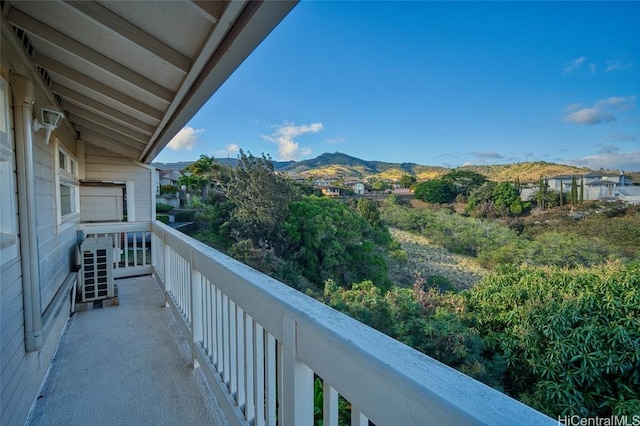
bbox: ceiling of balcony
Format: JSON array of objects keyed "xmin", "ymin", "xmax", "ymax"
[{"xmin": 2, "ymin": 0, "xmax": 296, "ymax": 163}]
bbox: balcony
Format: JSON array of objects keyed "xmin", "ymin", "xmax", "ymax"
[{"xmin": 28, "ymin": 221, "xmax": 554, "ymax": 425}]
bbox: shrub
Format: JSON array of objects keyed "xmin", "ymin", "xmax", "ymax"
[{"xmin": 156, "ymin": 202, "xmax": 174, "ymax": 213}]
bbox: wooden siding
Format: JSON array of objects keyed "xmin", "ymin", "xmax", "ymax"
[
  {"xmin": 84, "ymin": 143, "xmax": 154, "ymax": 222},
  {"xmin": 33, "ymin": 132, "xmax": 78, "ymax": 312},
  {"xmin": 0, "ymin": 67, "xmax": 76, "ymax": 425}
]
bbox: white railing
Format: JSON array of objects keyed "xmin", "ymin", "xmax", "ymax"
[
  {"xmin": 150, "ymin": 221, "xmax": 555, "ymax": 426},
  {"xmin": 79, "ymin": 222, "xmax": 152, "ymax": 278}
]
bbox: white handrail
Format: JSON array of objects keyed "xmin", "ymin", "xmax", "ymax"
[
  {"xmin": 79, "ymin": 222, "xmax": 152, "ymax": 278},
  {"xmin": 151, "ymin": 220, "xmax": 554, "ymax": 426}
]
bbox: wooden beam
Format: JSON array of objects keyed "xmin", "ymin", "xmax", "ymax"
[
  {"xmin": 63, "ymin": 103, "xmax": 152, "ymax": 138},
  {"xmin": 70, "ymin": 115, "xmax": 149, "ymax": 146},
  {"xmin": 64, "ymin": 0, "xmax": 192, "ymax": 73},
  {"xmin": 81, "ymin": 133, "xmax": 141, "ymax": 159},
  {"xmin": 52, "ymin": 83, "xmax": 157, "ymax": 134},
  {"xmin": 77, "ymin": 126, "xmax": 144, "ymax": 158},
  {"xmin": 35, "ymin": 53, "xmax": 164, "ymax": 121},
  {"xmin": 7, "ymin": 7, "xmax": 173, "ymax": 103},
  {"xmin": 192, "ymin": 1, "xmax": 224, "ymax": 23}
]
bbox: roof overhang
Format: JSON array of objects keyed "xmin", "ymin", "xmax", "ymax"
[{"xmin": 1, "ymin": 0, "xmax": 297, "ymax": 163}]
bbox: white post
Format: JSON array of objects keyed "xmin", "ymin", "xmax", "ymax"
[
  {"xmin": 191, "ymin": 255, "xmax": 202, "ymax": 368},
  {"xmin": 163, "ymin": 232, "xmax": 170, "ymax": 308},
  {"xmin": 281, "ymin": 315, "xmax": 314, "ymax": 426}
]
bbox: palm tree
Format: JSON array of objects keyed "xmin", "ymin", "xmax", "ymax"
[{"xmin": 185, "ymin": 154, "xmax": 225, "ymax": 199}]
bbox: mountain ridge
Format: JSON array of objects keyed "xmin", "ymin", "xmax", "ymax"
[{"xmin": 153, "ymin": 152, "xmax": 630, "ymax": 183}]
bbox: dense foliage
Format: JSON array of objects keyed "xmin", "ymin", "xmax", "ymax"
[
  {"xmin": 283, "ymin": 196, "xmax": 390, "ymax": 290},
  {"xmin": 184, "ymin": 152, "xmax": 640, "ymax": 418},
  {"xmin": 465, "ymin": 181, "xmax": 531, "ymax": 217},
  {"xmin": 466, "ymin": 262, "xmax": 640, "ymax": 417},
  {"xmin": 413, "ymin": 179, "xmax": 455, "ymax": 203}
]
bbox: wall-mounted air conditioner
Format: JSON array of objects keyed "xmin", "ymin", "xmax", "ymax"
[{"xmin": 80, "ymin": 236, "xmax": 114, "ymax": 302}]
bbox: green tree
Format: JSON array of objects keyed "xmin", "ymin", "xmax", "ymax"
[
  {"xmin": 570, "ymin": 175, "xmax": 578, "ymax": 205},
  {"xmin": 372, "ymin": 180, "xmax": 392, "ymax": 191},
  {"xmin": 356, "ymin": 198, "xmax": 381, "ymax": 227},
  {"xmin": 178, "ymin": 173, "xmax": 206, "ymax": 193},
  {"xmin": 282, "ymin": 196, "xmax": 389, "ymax": 289},
  {"xmin": 465, "ymin": 181, "xmax": 497, "ymax": 217},
  {"xmin": 467, "ymin": 262, "xmax": 640, "ymax": 417},
  {"xmin": 492, "ymin": 182, "xmax": 527, "ymax": 217},
  {"xmin": 441, "ymin": 169, "xmax": 487, "ymax": 197},
  {"xmin": 399, "ymin": 174, "xmax": 417, "ymax": 189},
  {"xmin": 413, "ymin": 179, "xmax": 455, "ymax": 204},
  {"xmin": 224, "ymin": 150, "xmax": 300, "ymax": 251}
]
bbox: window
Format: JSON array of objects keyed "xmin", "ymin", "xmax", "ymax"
[
  {"xmin": 56, "ymin": 143, "xmax": 79, "ymax": 227},
  {"xmin": 0, "ymin": 77, "xmax": 18, "ymax": 261}
]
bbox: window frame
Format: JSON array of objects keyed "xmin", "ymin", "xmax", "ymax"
[
  {"xmin": 0, "ymin": 76, "xmax": 18, "ymax": 262},
  {"xmin": 55, "ymin": 141, "xmax": 80, "ymax": 229}
]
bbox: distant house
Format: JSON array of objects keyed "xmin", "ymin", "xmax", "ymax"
[
  {"xmin": 353, "ymin": 182, "xmax": 366, "ymax": 195},
  {"xmin": 321, "ymin": 185, "xmax": 342, "ymax": 197},
  {"xmin": 158, "ymin": 169, "xmax": 181, "ymax": 187},
  {"xmin": 541, "ymin": 171, "xmax": 637, "ymax": 204}
]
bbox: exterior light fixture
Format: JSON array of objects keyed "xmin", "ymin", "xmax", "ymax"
[{"xmin": 33, "ymin": 107, "xmax": 64, "ymax": 144}]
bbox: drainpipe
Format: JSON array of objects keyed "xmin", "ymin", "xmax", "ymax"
[{"xmin": 12, "ymin": 74, "xmax": 43, "ymax": 352}]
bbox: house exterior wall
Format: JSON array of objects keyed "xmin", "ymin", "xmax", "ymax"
[
  {"xmin": 34, "ymin": 134, "xmax": 79, "ymax": 311},
  {"xmin": 84, "ymin": 143, "xmax": 154, "ymax": 223},
  {"xmin": 0, "ymin": 69, "xmax": 76, "ymax": 426}
]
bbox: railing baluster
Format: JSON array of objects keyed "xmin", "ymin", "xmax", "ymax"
[
  {"xmin": 255, "ymin": 324, "xmax": 265, "ymax": 426},
  {"xmin": 222, "ymin": 293, "xmax": 230, "ymax": 386},
  {"xmin": 230, "ymin": 300, "xmax": 238, "ymax": 398},
  {"xmin": 323, "ymin": 381, "xmax": 339, "ymax": 426},
  {"xmin": 205, "ymin": 279, "xmax": 212, "ymax": 359},
  {"xmin": 281, "ymin": 315, "xmax": 314, "ymax": 425},
  {"xmin": 266, "ymin": 332, "xmax": 276, "ymax": 426},
  {"xmin": 351, "ymin": 408, "xmax": 367, "ymax": 426},
  {"xmin": 216, "ymin": 288, "xmax": 223, "ymax": 371},
  {"xmin": 132, "ymin": 231, "xmax": 138, "ymax": 267},
  {"xmin": 245, "ymin": 314, "xmax": 255, "ymax": 423},
  {"xmin": 148, "ymin": 221, "xmax": 555, "ymax": 426},
  {"xmin": 191, "ymin": 266, "xmax": 203, "ymax": 367},
  {"xmin": 123, "ymin": 232, "xmax": 129, "ymax": 268}
]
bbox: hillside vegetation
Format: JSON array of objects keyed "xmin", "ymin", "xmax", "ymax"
[
  {"xmin": 155, "ymin": 152, "xmax": 631, "ymax": 184},
  {"xmin": 174, "ymin": 152, "xmax": 639, "ymax": 419},
  {"xmin": 461, "ymin": 161, "xmax": 592, "ymax": 182}
]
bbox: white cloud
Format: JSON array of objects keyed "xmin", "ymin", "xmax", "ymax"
[
  {"xmin": 563, "ymin": 96, "xmax": 636, "ymax": 125},
  {"xmin": 564, "ymin": 108, "xmax": 615, "ymax": 125},
  {"xmin": 598, "ymin": 96, "xmax": 636, "ymax": 110},
  {"xmin": 569, "ymin": 150, "xmax": 640, "ymax": 171},
  {"xmin": 215, "ymin": 143, "xmax": 240, "ymax": 157},
  {"xmin": 564, "ymin": 56, "xmax": 586, "ymax": 74},
  {"xmin": 167, "ymin": 126, "xmax": 203, "ymax": 151},
  {"xmin": 473, "ymin": 152, "xmax": 505, "ymax": 159},
  {"xmin": 262, "ymin": 122, "xmax": 323, "ymax": 161},
  {"xmin": 605, "ymin": 59, "xmax": 633, "ymax": 72},
  {"xmin": 327, "ymin": 137, "xmax": 345, "ymax": 145},
  {"xmin": 589, "ymin": 63, "xmax": 597, "ymax": 74},
  {"xmin": 607, "ymin": 133, "xmax": 636, "ymax": 142}
]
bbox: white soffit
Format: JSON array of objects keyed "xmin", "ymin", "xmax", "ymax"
[{"xmin": 3, "ymin": 0, "xmax": 297, "ymax": 163}]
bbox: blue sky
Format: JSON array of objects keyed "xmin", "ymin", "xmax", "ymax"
[{"xmin": 156, "ymin": 1, "xmax": 640, "ymax": 171}]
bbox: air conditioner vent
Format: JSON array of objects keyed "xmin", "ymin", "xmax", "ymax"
[{"xmin": 80, "ymin": 236, "xmax": 114, "ymax": 302}]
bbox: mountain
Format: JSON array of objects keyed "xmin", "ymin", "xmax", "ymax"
[
  {"xmin": 153, "ymin": 157, "xmax": 293, "ymax": 171},
  {"xmin": 459, "ymin": 162, "xmax": 592, "ymax": 183},
  {"xmin": 154, "ymin": 152, "xmax": 622, "ymax": 184},
  {"xmin": 278, "ymin": 152, "xmax": 448, "ymax": 180}
]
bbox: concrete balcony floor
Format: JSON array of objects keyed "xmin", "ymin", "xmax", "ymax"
[{"xmin": 27, "ymin": 276, "xmax": 228, "ymax": 426}]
